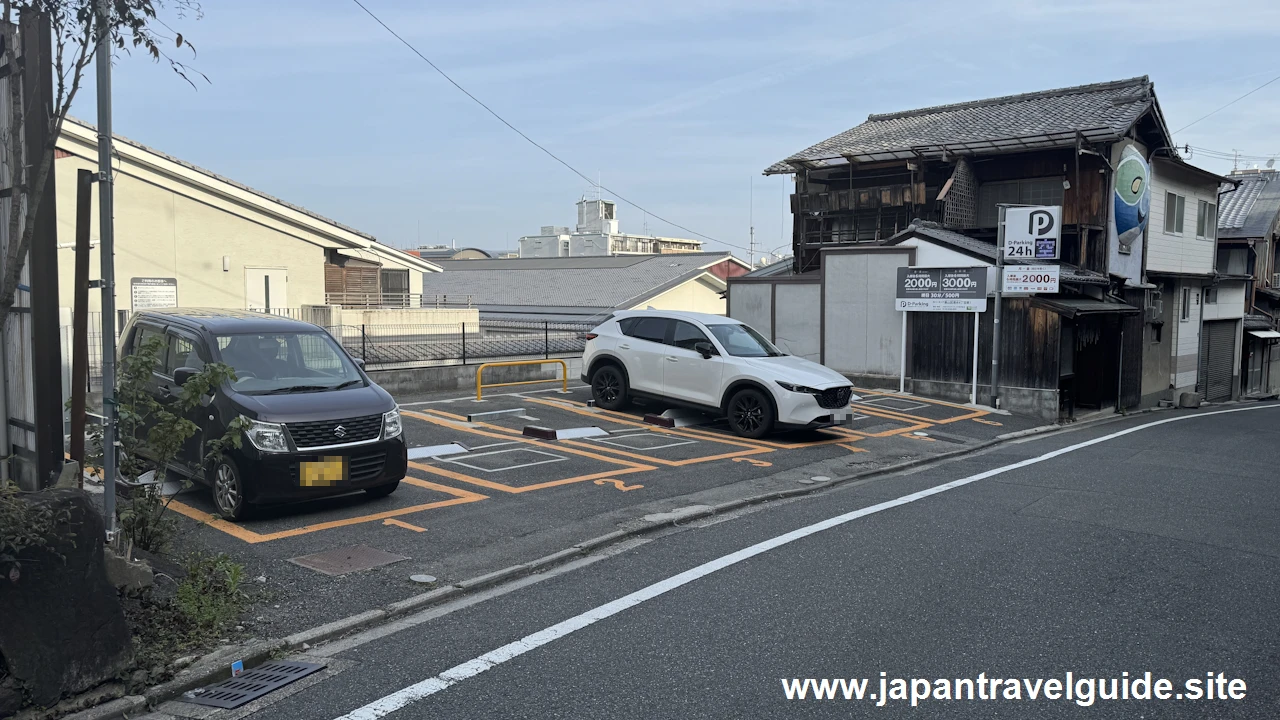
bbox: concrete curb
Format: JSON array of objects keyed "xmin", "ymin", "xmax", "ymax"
[{"xmin": 66, "ymin": 409, "xmax": 1148, "ymax": 720}]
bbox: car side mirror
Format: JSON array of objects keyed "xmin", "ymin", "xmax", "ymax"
[
  {"xmin": 353, "ymin": 358, "xmax": 365, "ymax": 370},
  {"xmin": 693, "ymin": 341, "xmax": 717, "ymax": 359},
  {"xmin": 173, "ymin": 367, "xmax": 198, "ymax": 386}
]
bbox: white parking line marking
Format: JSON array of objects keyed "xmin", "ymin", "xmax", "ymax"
[
  {"xmin": 331, "ymin": 404, "xmax": 1280, "ymax": 720},
  {"xmin": 857, "ymin": 397, "xmax": 928, "ymax": 411},
  {"xmin": 443, "ymin": 448, "xmax": 568, "ymax": 473},
  {"xmin": 589, "ymin": 433, "xmax": 698, "ymax": 451}
]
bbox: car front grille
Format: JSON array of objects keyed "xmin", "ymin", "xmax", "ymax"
[
  {"xmin": 287, "ymin": 414, "xmax": 382, "ymax": 449},
  {"xmin": 349, "ymin": 451, "xmax": 387, "ymax": 483},
  {"xmin": 816, "ymin": 386, "xmax": 853, "ymax": 409}
]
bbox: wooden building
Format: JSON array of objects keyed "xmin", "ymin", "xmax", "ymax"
[{"xmin": 735, "ymin": 77, "xmax": 1218, "ymax": 420}]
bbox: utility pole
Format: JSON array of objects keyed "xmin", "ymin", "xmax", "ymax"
[
  {"xmin": 96, "ymin": 0, "xmax": 119, "ymax": 531},
  {"xmin": 748, "ymin": 177, "xmax": 756, "ymax": 267},
  {"xmin": 991, "ymin": 205, "xmax": 1006, "ymax": 409}
]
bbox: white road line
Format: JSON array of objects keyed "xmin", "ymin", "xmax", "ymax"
[{"xmin": 333, "ymin": 404, "xmax": 1279, "ymax": 720}]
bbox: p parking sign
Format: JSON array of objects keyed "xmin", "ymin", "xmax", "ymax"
[{"xmin": 1004, "ymin": 205, "xmax": 1061, "ymax": 260}]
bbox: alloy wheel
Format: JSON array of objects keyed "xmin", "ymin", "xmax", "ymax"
[
  {"xmin": 594, "ymin": 370, "xmax": 620, "ymax": 403},
  {"xmin": 214, "ymin": 463, "xmax": 240, "ymax": 515},
  {"xmin": 732, "ymin": 395, "xmax": 764, "ymax": 432}
]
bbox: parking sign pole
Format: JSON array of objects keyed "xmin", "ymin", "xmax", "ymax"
[
  {"xmin": 899, "ymin": 310, "xmax": 907, "ymax": 394},
  {"xmin": 971, "ymin": 311, "xmax": 980, "ymax": 405},
  {"xmin": 991, "ymin": 205, "xmax": 1005, "ymax": 409}
]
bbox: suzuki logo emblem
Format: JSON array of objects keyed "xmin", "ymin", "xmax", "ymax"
[{"xmin": 333, "ymin": 425, "xmax": 347, "ymax": 438}]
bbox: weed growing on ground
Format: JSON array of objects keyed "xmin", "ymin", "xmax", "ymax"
[{"xmin": 174, "ymin": 552, "xmax": 246, "ymax": 635}]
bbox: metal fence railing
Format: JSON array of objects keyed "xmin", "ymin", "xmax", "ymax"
[
  {"xmin": 328, "ymin": 319, "xmax": 595, "ymax": 369},
  {"xmin": 324, "ymin": 292, "xmax": 475, "ymax": 309},
  {"xmin": 73, "ymin": 311, "xmax": 597, "ymax": 386}
]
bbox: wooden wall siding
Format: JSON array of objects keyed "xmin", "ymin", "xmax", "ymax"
[
  {"xmin": 324, "ymin": 262, "xmax": 379, "ymax": 297},
  {"xmin": 910, "ymin": 298, "xmax": 1061, "ymax": 390},
  {"xmin": 967, "ymin": 150, "xmax": 1109, "ymax": 228}
]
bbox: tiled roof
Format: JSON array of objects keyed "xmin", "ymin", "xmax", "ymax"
[
  {"xmin": 1218, "ymin": 171, "xmax": 1280, "ymax": 239},
  {"xmin": 423, "ymin": 253, "xmax": 736, "ymax": 314},
  {"xmin": 1244, "ymin": 314, "xmax": 1276, "ymax": 331},
  {"xmin": 766, "ymin": 77, "xmax": 1156, "ymax": 174}
]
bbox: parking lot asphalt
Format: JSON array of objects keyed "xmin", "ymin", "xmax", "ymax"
[{"xmin": 166, "ymin": 382, "xmax": 1042, "ymax": 643}]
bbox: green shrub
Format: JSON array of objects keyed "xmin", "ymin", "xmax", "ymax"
[
  {"xmin": 0, "ymin": 484, "xmax": 73, "ymax": 571},
  {"xmin": 174, "ymin": 553, "xmax": 246, "ymax": 635},
  {"xmin": 117, "ymin": 486, "xmax": 178, "ymax": 554}
]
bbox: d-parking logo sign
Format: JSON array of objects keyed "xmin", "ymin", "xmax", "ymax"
[{"xmin": 1004, "ymin": 205, "xmax": 1062, "ymax": 260}]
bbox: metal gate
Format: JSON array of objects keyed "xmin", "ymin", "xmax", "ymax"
[{"xmin": 1198, "ymin": 320, "xmax": 1236, "ymax": 402}]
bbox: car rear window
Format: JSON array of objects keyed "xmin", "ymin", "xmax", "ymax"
[{"xmin": 621, "ymin": 317, "xmax": 669, "ymax": 344}]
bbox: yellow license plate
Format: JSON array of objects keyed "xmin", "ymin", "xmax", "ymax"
[{"xmin": 300, "ymin": 456, "xmax": 347, "ymax": 487}]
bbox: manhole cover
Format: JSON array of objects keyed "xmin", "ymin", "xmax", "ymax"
[
  {"xmin": 186, "ymin": 661, "xmax": 323, "ymax": 709},
  {"xmin": 289, "ymin": 545, "xmax": 408, "ymax": 576}
]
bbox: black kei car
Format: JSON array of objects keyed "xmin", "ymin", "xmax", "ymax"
[{"xmin": 118, "ymin": 309, "xmax": 407, "ymax": 520}]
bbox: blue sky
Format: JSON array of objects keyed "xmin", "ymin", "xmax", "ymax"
[{"xmin": 71, "ymin": 0, "xmax": 1280, "ymax": 257}]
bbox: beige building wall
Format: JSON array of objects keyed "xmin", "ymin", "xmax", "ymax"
[
  {"xmin": 53, "ymin": 119, "xmax": 437, "ymax": 314},
  {"xmin": 634, "ymin": 274, "xmax": 726, "ymax": 314},
  {"xmin": 54, "ymin": 152, "xmax": 328, "ymax": 312}
]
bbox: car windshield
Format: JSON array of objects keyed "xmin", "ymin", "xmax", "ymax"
[
  {"xmin": 706, "ymin": 323, "xmax": 784, "ymax": 357},
  {"xmin": 215, "ymin": 331, "xmax": 365, "ymax": 395}
]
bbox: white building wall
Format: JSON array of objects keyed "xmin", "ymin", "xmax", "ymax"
[
  {"xmin": 774, "ymin": 283, "xmax": 821, "ymax": 362},
  {"xmin": 1148, "ymin": 161, "xmax": 1218, "ymax": 276},
  {"xmin": 1202, "ymin": 283, "xmax": 1247, "ymax": 321},
  {"xmin": 728, "ymin": 283, "xmax": 771, "ymax": 337},
  {"xmin": 569, "ymin": 233, "xmax": 610, "ymax": 256},
  {"xmin": 519, "ymin": 235, "xmax": 568, "ymax": 258},
  {"xmin": 1169, "ymin": 279, "xmax": 1202, "ymax": 391}
]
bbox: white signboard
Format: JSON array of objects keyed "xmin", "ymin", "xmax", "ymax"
[
  {"xmin": 130, "ymin": 277, "xmax": 178, "ymax": 310},
  {"xmin": 1002, "ymin": 265, "xmax": 1060, "ymax": 294},
  {"xmin": 1004, "ymin": 205, "xmax": 1062, "ymax": 260},
  {"xmin": 895, "ymin": 297, "xmax": 988, "ymax": 312}
]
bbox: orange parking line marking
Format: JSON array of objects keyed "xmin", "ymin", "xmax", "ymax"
[
  {"xmin": 384, "ymin": 518, "xmax": 428, "ymax": 532},
  {"xmin": 521, "ymin": 397, "xmax": 770, "ymax": 450},
  {"xmin": 561, "ymin": 438, "xmax": 771, "ymax": 466},
  {"xmin": 732, "ymin": 457, "xmax": 773, "ymax": 467},
  {"xmin": 402, "ymin": 408, "xmax": 654, "ymax": 469},
  {"xmin": 409, "ymin": 460, "xmax": 651, "ymax": 494},
  {"xmin": 839, "ymin": 443, "xmax": 869, "ymax": 453},
  {"xmin": 166, "ymin": 480, "xmax": 486, "ymax": 544},
  {"xmin": 594, "ymin": 478, "xmax": 644, "ymax": 492}
]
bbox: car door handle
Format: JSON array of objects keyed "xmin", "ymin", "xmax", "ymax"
[
  {"xmin": 665, "ymin": 356, "xmax": 678, "ymax": 362},
  {"xmin": 618, "ymin": 344, "xmax": 631, "ymax": 350},
  {"xmin": 159, "ymin": 386, "xmax": 172, "ymax": 398}
]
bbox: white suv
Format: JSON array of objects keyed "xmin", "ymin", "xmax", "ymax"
[{"xmin": 581, "ymin": 310, "xmax": 858, "ymax": 438}]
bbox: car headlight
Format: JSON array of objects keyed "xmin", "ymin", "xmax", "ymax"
[
  {"xmin": 244, "ymin": 418, "xmax": 289, "ymax": 453},
  {"xmin": 383, "ymin": 408, "xmax": 403, "ymax": 439},
  {"xmin": 776, "ymin": 381, "xmax": 822, "ymax": 395}
]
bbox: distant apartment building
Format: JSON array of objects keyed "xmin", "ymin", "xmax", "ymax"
[{"xmin": 519, "ymin": 197, "xmax": 703, "ymax": 257}]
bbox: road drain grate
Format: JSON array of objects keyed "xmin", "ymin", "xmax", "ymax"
[{"xmin": 185, "ymin": 661, "xmax": 324, "ymax": 709}]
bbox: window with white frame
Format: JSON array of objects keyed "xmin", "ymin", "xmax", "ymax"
[
  {"xmin": 1164, "ymin": 192, "xmax": 1186, "ymax": 234},
  {"xmin": 1196, "ymin": 200, "xmax": 1216, "ymax": 239}
]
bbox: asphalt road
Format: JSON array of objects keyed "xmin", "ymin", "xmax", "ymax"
[
  {"xmin": 163, "ymin": 384, "xmax": 1031, "ymax": 641},
  {"xmin": 150, "ymin": 401, "xmax": 1280, "ymax": 720}
]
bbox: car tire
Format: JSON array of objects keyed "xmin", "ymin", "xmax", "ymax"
[
  {"xmin": 591, "ymin": 364, "xmax": 630, "ymax": 410},
  {"xmin": 365, "ymin": 480, "xmax": 399, "ymax": 499},
  {"xmin": 726, "ymin": 388, "xmax": 775, "ymax": 439},
  {"xmin": 210, "ymin": 459, "xmax": 251, "ymax": 522}
]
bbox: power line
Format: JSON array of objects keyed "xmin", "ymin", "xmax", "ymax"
[
  {"xmin": 348, "ymin": 0, "xmax": 752, "ymax": 253},
  {"xmin": 1174, "ymin": 72, "xmax": 1280, "ymax": 134}
]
